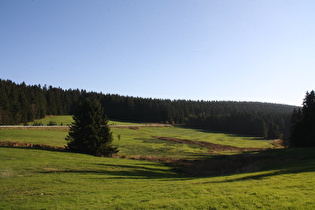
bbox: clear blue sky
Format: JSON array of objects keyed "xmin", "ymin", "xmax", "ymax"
[{"xmin": 1, "ymin": 0, "xmax": 315, "ymax": 106}]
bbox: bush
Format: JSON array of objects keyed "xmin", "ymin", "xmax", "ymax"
[
  {"xmin": 47, "ymin": 121, "xmax": 57, "ymax": 126},
  {"xmin": 32, "ymin": 121, "xmax": 43, "ymax": 126}
]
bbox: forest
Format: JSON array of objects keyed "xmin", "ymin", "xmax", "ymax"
[{"xmin": 0, "ymin": 79, "xmax": 297, "ymax": 139}]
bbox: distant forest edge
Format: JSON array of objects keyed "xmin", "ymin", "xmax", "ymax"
[{"xmin": 0, "ymin": 79, "xmax": 297, "ymax": 139}]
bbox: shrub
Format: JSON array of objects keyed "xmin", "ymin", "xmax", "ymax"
[{"xmin": 47, "ymin": 121, "xmax": 57, "ymax": 126}]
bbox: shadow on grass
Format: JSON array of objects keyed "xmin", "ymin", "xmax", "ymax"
[
  {"xmin": 200, "ymin": 159, "xmax": 315, "ymax": 184},
  {"xmin": 0, "ymin": 146, "xmax": 187, "ymax": 180},
  {"xmin": 3, "ymin": 143, "xmax": 315, "ymax": 180},
  {"xmin": 39, "ymin": 163, "xmax": 186, "ymax": 180},
  {"xmin": 184, "ymin": 147, "xmax": 315, "ymax": 179},
  {"xmin": 175, "ymin": 125, "xmax": 266, "ymax": 140},
  {"xmin": 0, "ymin": 145, "xmax": 68, "ymax": 152}
]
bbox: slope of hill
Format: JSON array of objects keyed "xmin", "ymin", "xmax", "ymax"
[
  {"xmin": 1, "ymin": 142, "xmax": 315, "ymax": 209},
  {"xmin": 1, "ymin": 118, "xmax": 315, "ymax": 209},
  {"xmin": 0, "ymin": 79, "xmax": 297, "ymax": 139}
]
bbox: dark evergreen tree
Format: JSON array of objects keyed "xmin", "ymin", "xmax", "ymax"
[
  {"xmin": 289, "ymin": 91, "xmax": 315, "ymax": 147},
  {"xmin": 289, "ymin": 108, "xmax": 303, "ymax": 146},
  {"xmin": 66, "ymin": 98, "xmax": 118, "ymax": 156}
]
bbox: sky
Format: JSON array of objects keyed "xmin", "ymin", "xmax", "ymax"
[{"xmin": 1, "ymin": 0, "xmax": 315, "ymax": 106}]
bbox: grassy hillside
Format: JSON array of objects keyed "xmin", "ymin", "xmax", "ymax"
[
  {"xmin": 111, "ymin": 126, "xmax": 273, "ymax": 159},
  {"xmin": 1, "ymin": 146, "xmax": 315, "ymax": 209},
  {"xmin": 31, "ymin": 115, "xmax": 74, "ymax": 125},
  {"xmin": 29, "ymin": 115, "xmax": 148, "ymax": 126},
  {"xmin": 1, "ymin": 116, "xmax": 314, "ymax": 209},
  {"xmin": 0, "ymin": 126, "xmax": 273, "ymax": 160},
  {"xmin": 0, "ymin": 129, "xmax": 67, "ymax": 147}
]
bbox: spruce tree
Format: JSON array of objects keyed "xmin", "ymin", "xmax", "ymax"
[
  {"xmin": 289, "ymin": 91, "xmax": 315, "ymax": 147},
  {"xmin": 66, "ymin": 98, "xmax": 118, "ymax": 156}
]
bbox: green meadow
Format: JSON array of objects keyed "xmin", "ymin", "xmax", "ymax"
[
  {"xmin": 111, "ymin": 126, "xmax": 273, "ymax": 159},
  {"xmin": 1, "ymin": 116, "xmax": 315, "ymax": 209},
  {"xmin": 30, "ymin": 115, "xmax": 148, "ymax": 126},
  {"xmin": 32, "ymin": 115, "xmax": 74, "ymax": 125},
  {"xmin": 1, "ymin": 146, "xmax": 315, "ymax": 209}
]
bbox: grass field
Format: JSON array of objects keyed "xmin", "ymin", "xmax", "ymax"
[
  {"xmin": 31, "ymin": 115, "xmax": 74, "ymax": 125},
  {"xmin": 30, "ymin": 115, "xmax": 148, "ymax": 126},
  {"xmin": 111, "ymin": 126, "xmax": 273, "ymax": 159},
  {"xmin": 1, "ymin": 116, "xmax": 315, "ymax": 209},
  {"xmin": 0, "ymin": 126, "xmax": 273, "ymax": 159},
  {"xmin": 1, "ymin": 146, "xmax": 315, "ymax": 209}
]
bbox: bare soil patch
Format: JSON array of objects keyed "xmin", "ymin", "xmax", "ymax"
[
  {"xmin": 148, "ymin": 136, "xmax": 275, "ymax": 176},
  {"xmin": 113, "ymin": 154, "xmax": 180, "ymax": 163},
  {"xmin": 0, "ymin": 141, "xmax": 65, "ymax": 151},
  {"xmin": 152, "ymin": 136, "xmax": 266, "ymax": 152}
]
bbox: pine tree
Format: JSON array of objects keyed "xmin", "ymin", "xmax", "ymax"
[
  {"xmin": 289, "ymin": 91, "xmax": 315, "ymax": 147},
  {"xmin": 289, "ymin": 108, "xmax": 304, "ymax": 146},
  {"xmin": 66, "ymin": 98, "xmax": 118, "ymax": 156}
]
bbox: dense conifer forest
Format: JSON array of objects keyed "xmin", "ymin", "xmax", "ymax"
[{"xmin": 0, "ymin": 79, "xmax": 297, "ymax": 139}]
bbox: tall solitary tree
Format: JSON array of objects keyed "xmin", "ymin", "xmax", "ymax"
[{"xmin": 66, "ymin": 98, "xmax": 118, "ymax": 156}]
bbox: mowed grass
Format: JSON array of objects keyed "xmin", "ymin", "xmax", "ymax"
[
  {"xmin": 26, "ymin": 116, "xmax": 274, "ymax": 155},
  {"xmin": 31, "ymin": 115, "xmax": 74, "ymax": 125},
  {"xmin": 0, "ymin": 126, "xmax": 273, "ymax": 159},
  {"xmin": 1, "ymin": 146, "xmax": 315, "ymax": 209},
  {"xmin": 0, "ymin": 128, "xmax": 68, "ymax": 147},
  {"xmin": 30, "ymin": 115, "xmax": 148, "ymax": 126},
  {"xmin": 0, "ymin": 127, "xmax": 208, "ymax": 159},
  {"xmin": 111, "ymin": 126, "xmax": 274, "ymax": 159},
  {"xmin": 1, "ymin": 116, "xmax": 315, "ymax": 209}
]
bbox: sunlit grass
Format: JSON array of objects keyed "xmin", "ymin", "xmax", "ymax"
[
  {"xmin": 1, "ymin": 116, "xmax": 314, "ymax": 209},
  {"xmin": 134, "ymin": 126, "xmax": 273, "ymax": 148},
  {"xmin": 1, "ymin": 147, "xmax": 315, "ymax": 209},
  {"xmin": 31, "ymin": 115, "xmax": 74, "ymax": 125},
  {"xmin": 28, "ymin": 115, "xmax": 149, "ymax": 126},
  {"xmin": 0, "ymin": 123, "xmax": 274, "ymax": 159},
  {"xmin": 0, "ymin": 129, "xmax": 67, "ymax": 147},
  {"xmin": 111, "ymin": 127, "xmax": 273, "ymax": 159},
  {"xmin": 25, "ymin": 115, "xmax": 274, "ymax": 150}
]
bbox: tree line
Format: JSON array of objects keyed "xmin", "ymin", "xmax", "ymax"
[{"xmin": 0, "ymin": 79, "xmax": 297, "ymax": 139}]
